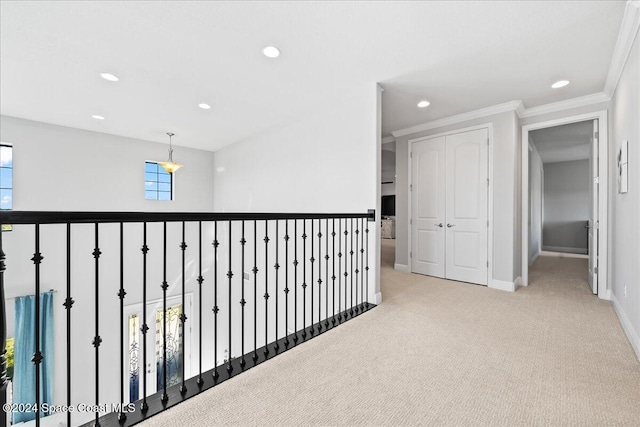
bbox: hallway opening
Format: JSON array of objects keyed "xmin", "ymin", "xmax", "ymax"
[
  {"xmin": 528, "ymin": 119, "xmax": 597, "ymax": 294},
  {"xmin": 521, "ymin": 111, "xmax": 609, "ymax": 299},
  {"xmin": 380, "ymin": 139, "xmax": 396, "ymax": 267}
]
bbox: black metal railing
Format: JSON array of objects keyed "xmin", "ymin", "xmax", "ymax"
[{"xmin": 0, "ymin": 210, "xmax": 375, "ymax": 427}]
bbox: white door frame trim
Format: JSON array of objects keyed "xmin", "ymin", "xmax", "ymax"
[
  {"xmin": 521, "ymin": 110, "xmax": 609, "ymax": 299},
  {"xmin": 408, "ymin": 123, "xmax": 494, "ymax": 286}
]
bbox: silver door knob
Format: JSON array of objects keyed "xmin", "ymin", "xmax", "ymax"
[
  {"xmin": 436, "ymin": 223, "xmax": 443, "ymax": 228},
  {"xmin": 447, "ymin": 223, "xmax": 455, "ymax": 228}
]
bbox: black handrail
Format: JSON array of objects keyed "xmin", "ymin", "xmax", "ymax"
[{"xmin": 0, "ymin": 211, "xmax": 374, "ymax": 225}]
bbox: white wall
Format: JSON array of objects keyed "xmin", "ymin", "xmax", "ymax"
[
  {"xmin": 529, "ymin": 143, "xmax": 543, "ymax": 264},
  {"xmin": 542, "ymin": 160, "xmax": 590, "ymax": 253},
  {"xmin": 0, "ymin": 116, "xmax": 216, "ymax": 421},
  {"xmin": 212, "ymin": 93, "xmax": 377, "ymax": 214},
  {"xmin": 395, "ymin": 111, "xmax": 521, "ymax": 284},
  {"xmin": 0, "ymin": 116, "xmax": 215, "ymax": 212},
  {"xmin": 610, "ymin": 28, "xmax": 640, "ymax": 360}
]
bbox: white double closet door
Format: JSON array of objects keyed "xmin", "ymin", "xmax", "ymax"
[{"xmin": 411, "ymin": 128, "xmax": 489, "ymax": 286}]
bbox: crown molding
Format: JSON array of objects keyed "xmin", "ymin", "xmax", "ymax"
[
  {"xmin": 389, "ymin": 91, "xmax": 612, "ymax": 137},
  {"xmin": 604, "ymin": 1, "xmax": 640, "ymax": 97},
  {"xmin": 391, "ymin": 100, "xmax": 523, "ymax": 138},
  {"xmin": 381, "ymin": 135, "xmax": 395, "ymax": 144},
  {"xmin": 520, "ymin": 92, "xmax": 611, "ymax": 118}
]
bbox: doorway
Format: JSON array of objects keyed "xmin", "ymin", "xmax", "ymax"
[
  {"xmin": 521, "ymin": 111, "xmax": 608, "ymax": 298},
  {"xmin": 528, "ymin": 120, "xmax": 597, "ymax": 293},
  {"xmin": 381, "ymin": 139, "xmax": 396, "ymax": 268}
]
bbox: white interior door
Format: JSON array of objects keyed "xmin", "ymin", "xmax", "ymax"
[
  {"xmin": 445, "ymin": 129, "xmax": 489, "ymax": 285},
  {"xmin": 588, "ymin": 119, "xmax": 598, "ymax": 294},
  {"xmin": 411, "ymin": 136, "xmax": 446, "ymax": 277}
]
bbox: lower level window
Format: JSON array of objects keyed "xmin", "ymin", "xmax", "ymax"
[{"xmin": 145, "ymin": 161, "xmax": 173, "ymax": 201}]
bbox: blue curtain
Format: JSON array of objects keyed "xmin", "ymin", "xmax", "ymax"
[{"xmin": 13, "ymin": 291, "xmax": 54, "ymax": 423}]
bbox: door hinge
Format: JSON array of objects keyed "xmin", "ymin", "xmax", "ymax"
[
  {"xmin": 410, "ymin": 184, "xmax": 412, "ymax": 191},
  {"xmin": 410, "ymin": 251, "xmax": 412, "ymax": 258},
  {"xmin": 594, "ymin": 266, "xmax": 598, "ymax": 274},
  {"xmin": 486, "ymin": 261, "xmax": 489, "ymax": 267},
  {"xmin": 410, "ymin": 218, "xmax": 412, "ymax": 225},
  {"xmin": 487, "ymin": 178, "xmax": 489, "ymax": 186},
  {"xmin": 410, "ymin": 152, "xmax": 413, "ymax": 158},
  {"xmin": 594, "ymin": 176, "xmax": 599, "ymax": 184},
  {"xmin": 487, "ymin": 220, "xmax": 489, "ymax": 227},
  {"xmin": 594, "ymin": 131, "xmax": 599, "ymax": 139}
]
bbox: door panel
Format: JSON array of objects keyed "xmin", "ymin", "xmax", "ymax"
[
  {"xmin": 411, "ymin": 136, "xmax": 445, "ymax": 277},
  {"xmin": 453, "ymin": 143, "xmax": 480, "ymax": 219},
  {"xmin": 445, "ymin": 129, "xmax": 488, "ymax": 285},
  {"xmin": 418, "ymin": 152, "xmax": 440, "ymax": 219},
  {"xmin": 452, "ymin": 231, "xmax": 480, "ymax": 269},
  {"xmin": 588, "ymin": 119, "xmax": 598, "ymax": 294},
  {"xmin": 417, "ymin": 230, "xmax": 439, "ymax": 264}
]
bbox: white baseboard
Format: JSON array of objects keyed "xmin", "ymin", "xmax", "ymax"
[
  {"xmin": 373, "ymin": 292, "xmax": 382, "ymax": 304},
  {"xmin": 611, "ymin": 292, "xmax": 640, "ymax": 362},
  {"xmin": 394, "ymin": 263, "xmax": 410, "ymax": 273},
  {"xmin": 489, "ymin": 278, "xmax": 517, "ymax": 292},
  {"xmin": 529, "ymin": 250, "xmax": 540, "ymax": 266},
  {"xmin": 542, "ymin": 245, "xmax": 588, "ymax": 255},
  {"xmin": 514, "ymin": 276, "xmax": 522, "ymax": 290},
  {"xmin": 540, "ymin": 250, "xmax": 589, "ymax": 259}
]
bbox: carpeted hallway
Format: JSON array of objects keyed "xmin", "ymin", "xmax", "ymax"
[{"xmin": 142, "ymin": 239, "xmax": 640, "ymax": 426}]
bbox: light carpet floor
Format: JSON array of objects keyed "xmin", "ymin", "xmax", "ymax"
[{"xmin": 142, "ymin": 239, "xmax": 640, "ymax": 426}]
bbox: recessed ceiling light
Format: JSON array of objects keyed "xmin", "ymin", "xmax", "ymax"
[
  {"xmin": 417, "ymin": 100, "xmax": 430, "ymax": 108},
  {"xmin": 551, "ymin": 80, "xmax": 569, "ymax": 89},
  {"xmin": 100, "ymin": 73, "xmax": 119, "ymax": 82},
  {"xmin": 198, "ymin": 103, "xmax": 211, "ymax": 110},
  {"xmin": 262, "ymin": 46, "xmax": 280, "ymax": 58},
  {"xmin": 92, "ymin": 115, "xmax": 105, "ymax": 120}
]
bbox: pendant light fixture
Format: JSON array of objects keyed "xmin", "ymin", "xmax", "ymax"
[{"xmin": 159, "ymin": 132, "xmax": 183, "ymax": 173}]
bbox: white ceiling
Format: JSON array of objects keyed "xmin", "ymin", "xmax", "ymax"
[
  {"xmin": 0, "ymin": 1, "xmax": 626, "ymax": 151},
  {"xmin": 530, "ymin": 121, "xmax": 594, "ymax": 163}
]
